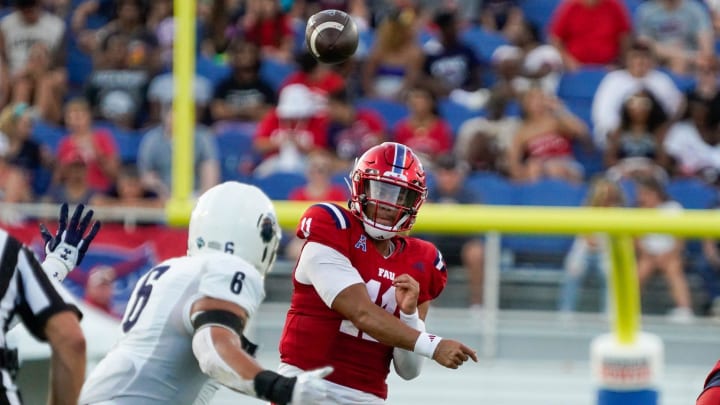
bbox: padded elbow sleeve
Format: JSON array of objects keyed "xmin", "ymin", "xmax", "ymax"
[{"xmin": 191, "ymin": 327, "xmax": 256, "ymax": 395}]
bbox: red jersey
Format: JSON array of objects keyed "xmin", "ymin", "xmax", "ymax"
[
  {"xmin": 393, "ymin": 118, "xmax": 453, "ymax": 157},
  {"xmin": 281, "ymin": 71, "xmax": 346, "ymax": 98},
  {"xmin": 57, "ymin": 129, "xmax": 118, "ymax": 192},
  {"xmin": 253, "ymin": 108, "xmax": 329, "ymax": 157},
  {"xmin": 244, "ymin": 15, "xmax": 293, "ymax": 49},
  {"xmin": 698, "ymin": 360, "xmax": 720, "ymax": 405},
  {"xmin": 549, "ymin": 0, "xmax": 631, "ymax": 65},
  {"xmin": 279, "ymin": 203, "xmax": 447, "ymax": 399}
]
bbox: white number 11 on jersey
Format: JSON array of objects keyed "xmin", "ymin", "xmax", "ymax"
[{"xmin": 339, "ymin": 279, "xmax": 397, "ymax": 342}]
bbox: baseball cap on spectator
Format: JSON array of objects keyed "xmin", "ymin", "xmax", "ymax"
[
  {"xmin": 628, "ymin": 37, "xmax": 653, "ymax": 55},
  {"xmin": 435, "ymin": 153, "xmax": 469, "ymax": 174},
  {"xmin": 277, "ymin": 84, "xmax": 317, "ymax": 119},
  {"xmin": 14, "ymin": 0, "xmax": 38, "ymax": 9},
  {"xmin": 491, "ymin": 45, "xmax": 523, "ymax": 65}
]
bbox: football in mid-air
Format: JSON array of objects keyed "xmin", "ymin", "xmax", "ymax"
[{"xmin": 305, "ymin": 9, "xmax": 359, "ymax": 64}]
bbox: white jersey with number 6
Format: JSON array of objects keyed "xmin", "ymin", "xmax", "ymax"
[{"xmin": 79, "ymin": 252, "xmax": 265, "ymax": 405}]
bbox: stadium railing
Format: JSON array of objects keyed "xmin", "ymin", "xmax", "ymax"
[{"xmin": 4, "ymin": 201, "xmax": 720, "ymax": 361}]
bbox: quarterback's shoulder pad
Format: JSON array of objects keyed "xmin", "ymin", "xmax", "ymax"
[
  {"xmin": 197, "ymin": 253, "xmax": 265, "ymax": 318},
  {"xmin": 296, "ymin": 203, "xmax": 354, "ymax": 252},
  {"xmin": 297, "ymin": 203, "xmax": 352, "ymax": 236}
]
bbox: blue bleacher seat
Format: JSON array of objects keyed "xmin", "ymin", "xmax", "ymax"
[
  {"xmin": 31, "ymin": 119, "xmax": 66, "ymax": 153},
  {"xmin": 331, "ymin": 172, "xmax": 350, "ymax": 188},
  {"xmin": 439, "ymin": 98, "xmax": 478, "ymax": 137},
  {"xmin": 259, "ymin": 59, "xmax": 298, "ymax": 92},
  {"xmin": 503, "ymin": 178, "xmax": 587, "ymax": 257},
  {"xmin": 618, "ymin": 178, "xmax": 637, "ymax": 206},
  {"xmin": 356, "ymin": 29, "xmax": 375, "ymax": 59},
  {"xmin": 355, "ymin": 98, "xmax": 408, "ymax": 130},
  {"xmin": 94, "ymin": 122, "xmax": 142, "ymax": 164},
  {"xmin": 460, "ymin": 26, "xmax": 508, "ymax": 64},
  {"xmin": 504, "ymin": 100, "xmax": 522, "ymax": 117},
  {"xmin": 252, "ymin": 172, "xmax": 307, "ymax": 200},
  {"xmin": 465, "ymin": 171, "xmax": 518, "ymax": 205},
  {"xmin": 215, "ymin": 128, "xmax": 257, "ymax": 182},
  {"xmin": 557, "ymin": 68, "xmax": 608, "ymax": 129},
  {"xmin": 564, "ymin": 99, "xmax": 593, "ymax": 128},
  {"xmin": 32, "ymin": 167, "xmax": 53, "ymax": 196},
  {"xmin": 557, "ymin": 67, "xmax": 608, "ymax": 100},
  {"xmin": 519, "ymin": 0, "xmax": 563, "ymax": 34},
  {"xmin": 623, "ymin": 0, "xmax": 645, "ymax": 18},
  {"xmin": 0, "ymin": 7, "xmax": 12, "ymax": 20},
  {"xmin": 515, "ymin": 178, "xmax": 587, "ymax": 207},
  {"xmin": 293, "ymin": 21, "xmax": 308, "ymax": 54},
  {"xmin": 67, "ymin": 45, "xmax": 93, "ymax": 89},
  {"xmin": 113, "ymin": 131, "xmax": 143, "ymax": 164},
  {"xmin": 666, "ymin": 178, "xmax": 718, "ymax": 209},
  {"xmin": 196, "ymin": 55, "xmax": 231, "ymax": 88},
  {"xmin": 659, "ymin": 68, "xmax": 696, "ymax": 93},
  {"xmin": 418, "ymin": 28, "xmax": 436, "ymax": 47},
  {"xmin": 572, "ymin": 142, "xmax": 605, "ymax": 180}
]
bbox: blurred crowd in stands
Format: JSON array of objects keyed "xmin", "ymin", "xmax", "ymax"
[{"xmin": 2, "ymin": 0, "xmax": 720, "ymax": 320}]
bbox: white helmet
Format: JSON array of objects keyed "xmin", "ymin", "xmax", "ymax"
[{"xmin": 188, "ymin": 182, "xmax": 282, "ymax": 276}]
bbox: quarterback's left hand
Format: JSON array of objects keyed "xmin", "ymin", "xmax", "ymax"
[
  {"xmin": 393, "ymin": 273, "xmax": 420, "ymax": 315},
  {"xmin": 40, "ymin": 203, "xmax": 101, "ymax": 280}
]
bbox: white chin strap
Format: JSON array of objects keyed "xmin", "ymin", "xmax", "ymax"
[
  {"xmin": 361, "ymin": 213, "xmax": 410, "ymax": 240},
  {"xmin": 363, "ymin": 223, "xmax": 395, "ymax": 240}
]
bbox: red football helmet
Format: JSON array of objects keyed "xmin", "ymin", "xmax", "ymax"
[{"xmin": 350, "ymin": 142, "xmax": 427, "ymax": 240}]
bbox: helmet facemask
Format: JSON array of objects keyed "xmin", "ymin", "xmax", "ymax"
[
  {"xmin": 349, "ymin": 142, "xmax": 428, "ymax": 240},
  {"xmin": 353, "ymin": 176, "xmax": 425, "ymax": 240}
]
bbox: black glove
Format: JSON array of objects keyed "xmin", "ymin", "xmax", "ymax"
[{"xmin": 39, "ymin": 203, "xmax": 101, "ymax": 282}]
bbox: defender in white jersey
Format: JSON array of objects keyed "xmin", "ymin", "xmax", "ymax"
[{"xmin": 80, "ymin": 182, "xmax": 333, "ymax": 405}]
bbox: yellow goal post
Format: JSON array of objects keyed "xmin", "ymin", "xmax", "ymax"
[{"xmin": 271, "ymin": 202, "xmax": 720, "ymax": 345}]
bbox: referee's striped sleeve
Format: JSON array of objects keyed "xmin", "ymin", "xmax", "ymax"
[
  {"xmin": 0, "ymin": 233, "xmax": 20, "ymax": 303},
  {"xmin": 16, "ymin": 246, "xmax": 82, "ymax": 341}
]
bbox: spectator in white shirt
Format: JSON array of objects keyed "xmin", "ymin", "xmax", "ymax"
[{"xmin": 591, "ymin": 39, "xmax": 683, "ymax": 149}]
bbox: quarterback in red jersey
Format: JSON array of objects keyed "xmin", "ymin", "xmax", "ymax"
[
  {"xmin": 698, "ymin": 360, "xmax": 720, "ymax": 404},
  {"xmin": 278, "ymin": 142, "xmax": 477, "ymax": 403}
]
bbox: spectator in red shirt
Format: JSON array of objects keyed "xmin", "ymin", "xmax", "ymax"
[
  {"xmin": 253, "ymin": 83, "xmax": 329, "ymax": 177},
  {"xmin": 281, "ymin": 51, "xmax": 346, "ymax": 115},
  {"xmin": 43, "ymin": 148, "xmax": 97, "ymax": 205},
  {"xmin": 549, "ymin": 0, "xmax": 632, "ymax": 71},
  {"xmin": 240, "ymin": 0, "xmax": 294, "ymax": 63},
  {"xmin": 56, "ymin": 97, "xmax": 119, "ymax": 192},
  {"xmin": 285, "ymin": 150, "xmax": 349, "ymax": 261},
  {"xmin": 327, "ymin": 88, "xmax": 386, "ymax": 171},
  {"xmin": 393, "ymin": 85, "xmax": 453, "ymax": 163}
]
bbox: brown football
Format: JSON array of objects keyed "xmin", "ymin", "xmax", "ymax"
[{"xmin": 305, "ymin": 9, "xmax": 359, "ymax": 64}]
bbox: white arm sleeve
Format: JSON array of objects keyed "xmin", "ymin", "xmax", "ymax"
[
  {"xmin": 295, "ymin": 241, "xmax": 364, "ymax": 308},
  {"xmin": 192, "ymin": 326, "xmax": 256, "ymax": 395},
  {"xmin": 392, "ymin": 310, "xmax": 425, "ymax": 380}
]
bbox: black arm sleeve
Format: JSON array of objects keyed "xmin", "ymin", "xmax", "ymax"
[{"xmin": 253, "ymin": 370, "xmax": 296, "ymax": 405}]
